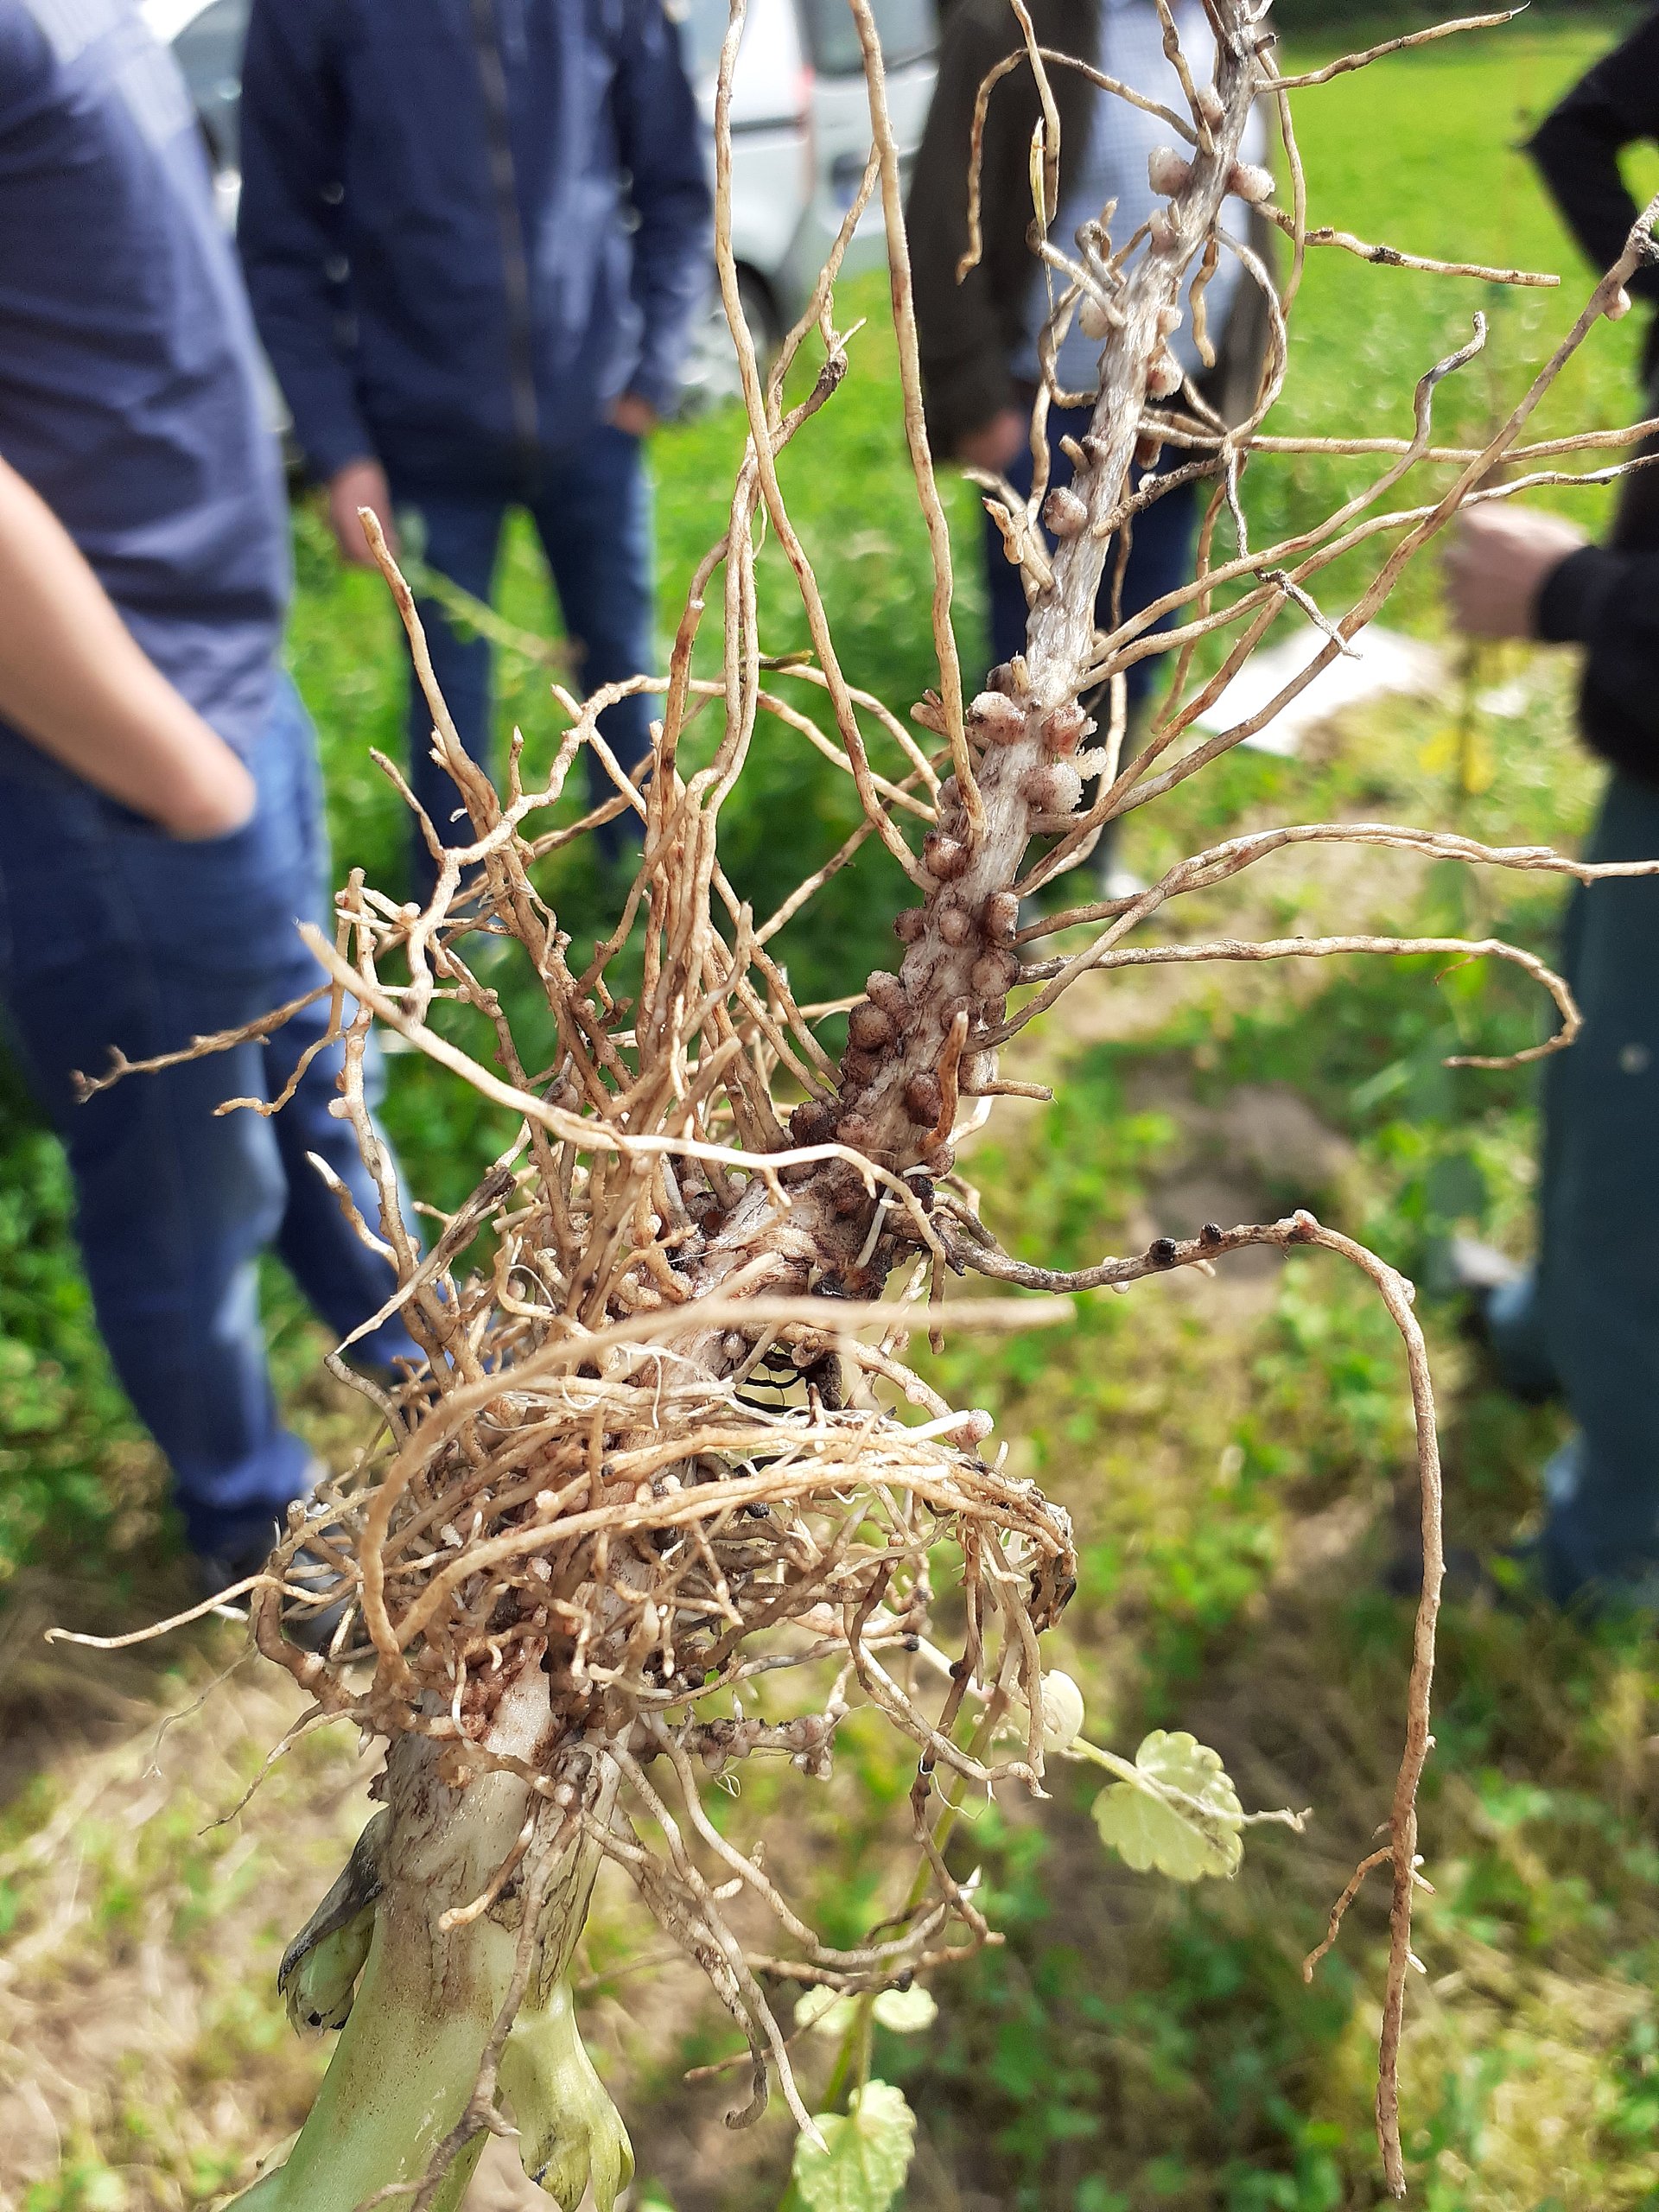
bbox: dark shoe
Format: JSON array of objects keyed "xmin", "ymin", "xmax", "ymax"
[
  {"xmin": 199, "ymin": 1499, "xmax": 356, "ymax": 1659},
  {"xmin": 1438, "ymin": 1233, "xmax": 1524, "ymax": 1297},
  {"xmin": 1425, "ymin": 1237, "xmax": 1560, "ymax": 1407}
]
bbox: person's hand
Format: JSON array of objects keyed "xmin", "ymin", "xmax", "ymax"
[
  {"xmin": 160, "ymin": 744, "xmax": 257, "ymax": 840},
  {"xmin": 327, "ymin": 457, "xmax": 397, "ymax": 569},
  {"xmin": 956, "ymin": 408, "xmax": 1027, "ymax": 474},
  {"xmin": 607, "ymin": 392, "xmax": 658, "ymax": 438},
  {"xmin": 1445, "ymin": 503, "xmax": 1588, "ymax": 640}
]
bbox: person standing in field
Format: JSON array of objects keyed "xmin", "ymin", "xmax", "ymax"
[
  {"xmin": 237, "ymin": 0, "xmax": 713, "ymax": 890},
  {"xmin": 0, "ymin": 0, "xmax": 418, "ymax": 1602},
  {"xmin": 1445, "ymin": 7, "xmax": 1659, "ymax": 1609},
  {"xmin": 906, "ymin": 0, "xmax": 1271, "ymax": 888}
]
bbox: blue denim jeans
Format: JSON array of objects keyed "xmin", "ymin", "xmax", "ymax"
[
  {"xmin": 984, "ymin": 402, "xmax": 1198, "ymax": 702},
  {"xmin": 393, "ymin": 428, "xmax": 655, "ymax": 888},
  {"xmin": 0, "ymin": 678, "xmax": 419, "ymax": 1561},
  {"xmin": 1486, "ymin": 770, "xmax": 1659, "ymax": 1604}
]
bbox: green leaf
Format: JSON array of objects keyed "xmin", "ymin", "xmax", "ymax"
[
  {"xmin": 872, "ymin": 1984, "xmax": 937, "ymax": 2034},
  {"xmin": 795, "ymin": 1989, "xmax": 857, "ymax": 2040},
  {"xmin": 791, "ymin": 2082, "xmax": 917, "ymax": 2212},
  {"xmin": 1090, "ymin": 1729, "xmax": 1243, "ymax": 1882}
]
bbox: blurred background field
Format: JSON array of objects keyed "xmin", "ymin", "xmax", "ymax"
[{"xmin": 7, "ymin": 11, "xmax": 1659, "ymax": 2209}]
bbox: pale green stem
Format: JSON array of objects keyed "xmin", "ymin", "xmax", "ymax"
[{"xmin": 229, "ymin": 1681, "xmax": 627, "ymax": 2212}]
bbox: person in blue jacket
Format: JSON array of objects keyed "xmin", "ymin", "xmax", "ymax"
[
  {"xmin": 237, "ymin": 0, "xmax": 713, "ymax": 886},
  {"xmin": 0, "ymin": 0, "xmax": 417, "ymax": 1601}
]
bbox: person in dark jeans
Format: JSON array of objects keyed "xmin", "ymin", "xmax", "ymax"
[
  {"xmin": 237, "ymin": 0, "xmax": 712, "ymax": 888},
  {"xmin": 1443, "ymin": 6, "xmax": 1659, "ymax": 1607},
  {"xmin": 907, "ymin": 0, "xmax": 1272, "ymax": 888},
  {"xmin": 0, "ymin": 0, "xmax": 416, "ymax": 1592}
]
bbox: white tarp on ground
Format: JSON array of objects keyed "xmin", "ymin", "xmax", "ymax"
[{"xmin": 1193, "ymin": 624, "xmax": 1446, "ymax": 756}]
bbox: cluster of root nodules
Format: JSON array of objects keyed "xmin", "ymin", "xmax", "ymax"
[{"xmin": 257, "ymin": 1319, "xmax": 1077, "ymax": 1993}]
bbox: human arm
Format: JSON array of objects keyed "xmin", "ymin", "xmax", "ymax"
[
  {"xmin": 0, "ymin": 456, "xmax": 254, "ymax": 836},
  {"xmin": 1527, "ymin": 10, "xmax": 1659, "ymax": 311},
  {"xmin": 326, "ymin": 458, "xmax": 398, "ymax": 569},
  {"xmin": 1444, "ymin": 504, "xmax": 1589, "ymax": 641},
  {"xmin": 609, "ymin": 0, "xmax": 714, "ymax": 422},
  {"xmin": 1447, "ymin": 500, "xmax": 1659, "ymax": 780},
  {"xmin": 237, "ymin": 0, "xmax": 377, "ymax": 487}
]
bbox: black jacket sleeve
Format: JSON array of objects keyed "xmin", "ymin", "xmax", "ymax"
[
  {"xmin": 1528, "ymin": 10, "xmax": 1659, "ymax": 310},
  {"xmin": 1539, "ymin": 541, "xmax": 1659, "ymax": 781}
]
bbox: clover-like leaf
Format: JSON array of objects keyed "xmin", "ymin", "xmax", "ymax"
[
  {"xmin": 872, "ymin": 1983, "xmax": 938, "ymax": 2034},
  {"xmin": 791, "ymin": 2082, "xmax": 918, "ymax": 2212},
  {"xmin": 1090, "ymin": 1729, "xmax": 1243, "ymax": 1882},
  {"xmin": 795, "ymin": 1989, "xmax": 857, "ymax": 2040}
]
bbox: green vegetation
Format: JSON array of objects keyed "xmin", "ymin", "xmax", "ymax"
[{"xmin": 6, "ymin": 13, "xmax": 1659, "ymax": 2209}]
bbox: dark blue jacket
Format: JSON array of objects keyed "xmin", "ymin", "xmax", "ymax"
[
  {"xmin": 237, "ymin": 0, "xmax": 713, "ymax": 490},
  {"xmin": 0, "ymin": 0, "xmax": 289, "ymax": 770}
]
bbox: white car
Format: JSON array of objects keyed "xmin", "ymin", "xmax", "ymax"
[
  {"xmin": 146, "ymin": 0, "xmax": 938, "ymax": 412},
  {"xmin": 676, "ymin": 0, "xmax": 938, "ymax": 404}
]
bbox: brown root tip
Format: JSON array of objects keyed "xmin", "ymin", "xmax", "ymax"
[
  {"xmin": 841, "ymin": 1048, "xmax": 880, "ymax": 1089},
  {"xmin": 893, "ymin": 906, "xmax": 926, "ymax": 944},
  {"xmin": 938, "ymin": 904, "xmax": 975, "ymax": 947},
  {"xmin": 836, "ymin": 1113, "xmax": 878, "ymax": 1154},
  {"xmin": 1135, "ymin": 432, "xmax": 1164, "ymax": 471}
]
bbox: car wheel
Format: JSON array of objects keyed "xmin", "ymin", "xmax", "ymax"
[{"xmin": 677, "ymin": 269, "xmax": 782, "ymax": 416}]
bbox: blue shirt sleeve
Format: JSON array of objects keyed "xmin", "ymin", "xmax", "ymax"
[
  {"xmin": 237, "ymin": 0, "xmax": 374, "ymax": 480},
  {"xmin": 610, "ymin": 0, "xmax": 713, "ymax": 416}
]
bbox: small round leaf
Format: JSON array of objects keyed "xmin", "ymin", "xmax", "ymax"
[
  {"xmin": 791, "ymin": 2082, "xmax": 918, "ymax": 2212},
  {"xmin": 872, "ymin": 1984, "xmax": 938, "ymax": 2034},
  {"xmin": 1090, "ymin": 1729, "xmax": 1243, "ymax": 1882}
]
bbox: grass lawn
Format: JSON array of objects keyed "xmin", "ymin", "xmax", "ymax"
[{"xmin": 6, "ymin": 10, "xmax": 1659, "ymax": 2209}]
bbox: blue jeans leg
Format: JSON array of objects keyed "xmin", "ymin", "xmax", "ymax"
[
  {"xmin": 391, "ymin": 487, "xmax": 507, "ymax": 893},
  {"xmin": 1533, "ymin": 770, "xmax": 1659, "ymax": 1598},
  {"xmin": 984, "ymin": 403, "xmax": 1197, "ymax": 703},
  {"xmin": 530, "ymin": 426, "xmax": 655, "ymax": 854},
  {"xmin": 0, "ymin": 679, "xmax": 417, "ymax": 1559}
]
